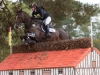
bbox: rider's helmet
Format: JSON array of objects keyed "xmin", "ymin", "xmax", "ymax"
[{"xmin": 29, "ymin": 2, "xmax": 37, "ymax": 8}]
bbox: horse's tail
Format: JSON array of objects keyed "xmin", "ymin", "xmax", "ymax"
[{"xmin": 58, "ymin": 29, "xmax": 70, "ymax": 40}]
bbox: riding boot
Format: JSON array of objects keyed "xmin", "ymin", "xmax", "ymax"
[{"xmin": 45, "ymin": 25, "xmax": 51, "ymax": 37}]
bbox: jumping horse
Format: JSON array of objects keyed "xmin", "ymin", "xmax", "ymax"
[{"xmin": 14, "ymin": 9, "xmax": 70, "ymax": 44}]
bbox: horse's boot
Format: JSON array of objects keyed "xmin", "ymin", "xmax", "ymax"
[
  {"xmin": 27, "ymin": 36, "xmax": 37, "ymax": 45},
  {"xmin": 45, "ymin": 25, "xmax": 51, "ymax": 37},
  {"xmin": 27, "ymin": 36, "xmax": 33, "ymax": 44},
  {"xmin": 20, "ymin": 36, "xmax": 28, "ymax": 44},
  {"xmin": 30, "ymin": 40, "xmax": 36, "ymax": 45}
]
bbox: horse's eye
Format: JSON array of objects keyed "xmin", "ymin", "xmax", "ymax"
[
  {"xmin": 18, "ymin": 16, "xmax": 20, "ymax": 18},
  {"xmin": 17, "ymin": 15, "xmax": 21, "ymax": 18}
]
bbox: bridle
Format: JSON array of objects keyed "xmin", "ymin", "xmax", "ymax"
[{"xmin": 14, "ymin": 12, "xmax": 25, "ymax": 29}]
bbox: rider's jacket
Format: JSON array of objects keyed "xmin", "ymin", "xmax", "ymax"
[{"xmin": 31, "ymin": 6, "xmax": 50, "ymax": 20}]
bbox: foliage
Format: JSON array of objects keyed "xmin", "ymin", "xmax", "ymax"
[
  {"xmin": 61, "ymin": 2, "xmax": 99, "ymax": 38},
  {"xmin": 94, "ymin": 39, "xmax": 100, "ymax": 50},
  {"xmin": 0, "ymin": 0, "xmax": 30, "ymax": 62}
]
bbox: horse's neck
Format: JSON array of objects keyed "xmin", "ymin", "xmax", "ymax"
[
  {"xmin": 22, "ymin": 12, "xmax": 32, "ymax": 29},
  {"xmin": 24, "ymin": 22, "xmax": 30, "ymax": 29},
  {"xmin": 24, "ymin": 19, "xmax": 32, "ymax": 29}
]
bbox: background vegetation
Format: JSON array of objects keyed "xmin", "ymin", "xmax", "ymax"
[{"xmin": 0, "ymin": 0, "xmax": 100, "ymax": 62}]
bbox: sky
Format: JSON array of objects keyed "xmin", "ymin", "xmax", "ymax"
[
  {"xmin": 10, "ymin": 0, "xmax": 100, "ymax": 4},
  {"xmin": 76, "ymin": 0, "xmax": 100, "ymax": 4}
]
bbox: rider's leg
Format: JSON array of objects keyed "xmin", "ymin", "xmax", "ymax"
[
  {"xmin": 45, "ymin": 25, "xmax": 50, "ymax": 37},
  {"xmin": 44, "ymin": 16, "xmax": 51, "ymax": 37}
]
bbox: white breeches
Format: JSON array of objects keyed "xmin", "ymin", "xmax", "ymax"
[{"xmin": 43, "ymin": 16, "xmax": 51, "ymax": 25}]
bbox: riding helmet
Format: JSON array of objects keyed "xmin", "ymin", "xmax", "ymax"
[{"xmin": 29, "ymin": 2, "xmax": 37, "ymax": 8}]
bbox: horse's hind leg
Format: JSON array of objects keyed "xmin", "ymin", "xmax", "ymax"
[{"xmin": 58, "ymin": 29, "xmax": 70, "ymax": 40}]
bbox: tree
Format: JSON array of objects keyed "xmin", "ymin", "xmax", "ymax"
[
  {"xmin": 61, "ymin": 2, "xmax": 99, "ymax": 38},
  {"xmin": 0, "ymin": 0, "xmax": 29, "ymax": 62}
]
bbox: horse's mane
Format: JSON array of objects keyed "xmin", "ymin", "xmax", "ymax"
[
  {"xmin": 16, "ymin": 10, "xmax": 30, "ymax": 18},
  {"xmin": 16, "ymin": 10, "xmax": 41, "ymax": 28},
  {"xmin": 22, "ymin": 11, "xmax": 31, "ymax": 18}
]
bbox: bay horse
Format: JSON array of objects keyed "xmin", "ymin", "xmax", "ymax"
[{"xmin": 14, "ymin": 9, "xmax": 70, "ymax": 44}]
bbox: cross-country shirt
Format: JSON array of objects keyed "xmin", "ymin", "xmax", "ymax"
[{"xmin": 31, "ymin": 7, "xmax": 49, "ymax": 20}]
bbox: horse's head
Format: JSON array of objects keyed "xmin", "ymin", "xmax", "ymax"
[{"xmin": 14, "ymin": 9, "xmax": 30, "ymax": 29}]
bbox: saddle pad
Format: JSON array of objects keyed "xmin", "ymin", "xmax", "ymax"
[{"xmin": 49, "ymin": 28, "xmax": 56, "ymax": 32}]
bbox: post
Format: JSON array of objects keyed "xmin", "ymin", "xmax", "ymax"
[
  {"xmin": 90, "ymin": 17, "xmax": 97, "ymax": 51},
  {"xmin": 90, "ymin": 21, "xmax": 93, "ymax": 48},
  {"xmin": 8, "ymin": 27, "xmax": 12, "ymax": 54}
]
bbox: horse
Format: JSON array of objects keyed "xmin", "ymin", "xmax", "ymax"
[{"xmin": 14, "ymin": 9, "xmax": 70, "ymax": 44}]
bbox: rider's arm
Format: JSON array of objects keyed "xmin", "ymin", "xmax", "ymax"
[
  {"xmin": 31, "ymin": 7, "xmax": 44, "ymax": 20},
  {"xmin": 31, "ymin": 17, "xmax": 34, "ymax": 20},
  {"xmin": 31, "ymin": 15, "xmax": 43, "ymax": 20},
  {"xmin": 31, "ymin": 12, "xmax": 35, "ymax": 20},
  {"xmin": 31, "ymin": 12, "xmax": 39, "ymax": 20},
  {"xmin": 38, "ymin": 7, "xmax": 44, "ymax": 20}
]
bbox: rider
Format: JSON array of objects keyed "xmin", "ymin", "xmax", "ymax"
[{"xmin": 29, "ymin": 2, "xmax": 51, "ymax": 37}]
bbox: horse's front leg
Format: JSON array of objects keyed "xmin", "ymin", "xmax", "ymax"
[
  {"xmin": 20, "ymin": 36, "xmax": 28, "ymax": 44},
  {"xmin": 20, "ymin": 35, "xmax": 37, "ymax": 45},
  {"xmin": 27, "ymin": 36, "xmax": 36, "ymax": 45}
]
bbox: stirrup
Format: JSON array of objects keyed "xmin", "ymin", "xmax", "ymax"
[{"xmin": 47, "ymin": 33, "xmax": 51, "ymax": 37}]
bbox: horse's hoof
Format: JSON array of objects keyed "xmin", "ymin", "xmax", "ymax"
[
  {"xmin": 25, "ymin": 43, "xmax": 28, "ymax": 45},
  {"xmin": 29, "ymin": 40, "xmax": 36, "ymax": 45}
]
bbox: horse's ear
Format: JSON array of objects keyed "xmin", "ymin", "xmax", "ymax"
[
  {"xmin": 14, "ymin": 10, "xmax": 18, "ymax": 14},
  {"xmin": 14, "ymin": 10, "xmax": 17, "ymax": 13},
  {"xmin": 19, "ymin": 9, "xmax": 22, "ymax": 12},
  {"xmin": 16, "ymin": 9, "xmax": 22, "ymax": 12}
]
